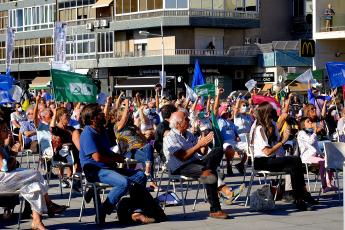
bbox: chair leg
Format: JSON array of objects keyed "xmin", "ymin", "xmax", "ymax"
[
  {"xmin": 180, "ymin": 180, "xmax": 186, "ymax": 217},
  {"xmin": 163, "ymin": 179, "xmax": 171, "ymax": 210},
  {"xmin": 335, "ymin": 171, "xmax": 341, "ymax": 201},
  {"xmin": 156, "ymin": 170, "xmax": 165, "ymax": 198},
  {"xmin": 68, "ymin": 176, "xmax": 74, "ymax": 207},
  {"xmin": 192, "ymin": 182, "xmax": 201, "ymax": 211},
  {"xmin": 305, "ymin": 164, "xmax": 311, "ymax": 192},
  {"xmin": 94, "ymin": 185, "xmax": 100, "ymax": 225},
  {"xmin": 184, "ymin": 181, "xmax": 190, "ymax": 201},
  {"xmin": 245, "ymin": 172, "xmax": 255, "ymax": 207},
  {"xmin": 79, "ymin": 185, "xmax": 87, "ymax": 222},
  {"xmin": 17, "ymin": 196, "xmax": 24, "ymax": 230},
  {"xmin": 313, "ymin": 174, "xmax": 319, "ymax": 192}
]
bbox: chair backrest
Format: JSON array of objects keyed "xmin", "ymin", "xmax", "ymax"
[
  {"xmin": 36, "ymin": 128, "xmax": 53, "ymax": 157},
  {"xmin": 10, "ymin": 122, "xmax": 18, "ymax": 138},
  {"xmin": 323, "ymin": 142, "xmax": 345, "ymax": 170}
]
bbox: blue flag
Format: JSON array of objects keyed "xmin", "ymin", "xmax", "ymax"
[
  {"xmin": 0, "ymin": 90, "xmax": 14, "ymax": 104},
  {"xmin": 0, "ymin": 73, "xmax": 13, "ymax": 91},
  {"xmin": 326, "ymin": 62, "xmax": 345, "ymax": 88},
  {"xmin": 192, "ymin": 60, "xmax": 205, "ymax": 89}
]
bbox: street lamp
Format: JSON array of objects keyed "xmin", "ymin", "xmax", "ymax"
[{"xmin": 139, "ymin": 21, "xmax": 165, "ymax": 97}]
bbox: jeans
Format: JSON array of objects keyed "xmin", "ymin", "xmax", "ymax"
[
  {"xmin": 126, "ymin": 144, "xmax": 154, "ymax": 177},
  {"xmin": 97, "ymin": 168, "xmax": 146, "ymax": 207},
  {"xmin": 173, "ymin": 147, "xmax": 224, "ymax": 212}
]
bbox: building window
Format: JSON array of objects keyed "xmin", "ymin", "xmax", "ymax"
[
  {"xmin": 97, "ymin": 31, "xmax": 114, "ymax": 53},
  {"xmin": 66, "ymin": 33, "xmax": 96, "ymax": 59},
  {"xmin": 58, "ymin": 0, "xmax": 96, "ymax": 22},
  {"xmin": 0, "ymin": 11, "xmax": 8, "ymax": 31},
  {"xmin": 9, "ymin": 4, "xmax": 55, "ymax": 32}
]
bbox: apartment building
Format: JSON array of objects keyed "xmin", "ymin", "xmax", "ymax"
[
  {"xmin": 0, "ymin": 0, "xmax": 310, "ymax": 97},
  {"xmin": 313, "ymin": 0, "xmax": 345, "ymax": 78}
]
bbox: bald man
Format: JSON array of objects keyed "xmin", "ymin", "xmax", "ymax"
[{"xmin": 163, "ymin": 111, "xmax": 227, "ymax": 219}]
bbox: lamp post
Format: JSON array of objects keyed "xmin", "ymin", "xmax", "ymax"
[{"xmin": 139, "ymin": 21, "xmax": 165, "ymax": 97}]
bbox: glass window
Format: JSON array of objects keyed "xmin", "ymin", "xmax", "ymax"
[
  {"xmin": 155, "ymin": 0, "xmax": 163, "ymax": 9},
  {"xmin": 190, "ymin": 0, "xmax": 201, "ymax": 9},
  {"xmin": 245, "ymin": 0, "xmax": 256, "ymax": 11},
  {"xmin": 116, "ymin": 0, "xmax": 123, "ymax": 14},
  {"xmin": 147, "ymin": 0, "xmax": 154, "ymax": 10},
  {"xmin": 213, "ymin": 0, "xmax": 224, "ymax": 10},
  {"xmin": 177, "ymin": 0, "xmax": 188, "ymax": 8},
  {"xmin": 139, "ymin": 0, "xmax": 146, "ymax": 11},
  {"xmin": 17, "ymin": 9, "xmax": 23, "ymax": 31},
  {"xmin": 131, "ymin": 0, "xmax": 138, "ymax": 12},
  {"xmin": 202, "ymin": 0, "xmax": 212, "ymax": 9},
  {"xmin": 236, "ymin": 0, "xmax": 244, "ymax": 11},
  {"xmin": 123, "ymin": 0, "xmax": 130, "ymax": 13},
  {"xmin": 166, "ymin": 0, "xmax": 176, "ymax": 8}
]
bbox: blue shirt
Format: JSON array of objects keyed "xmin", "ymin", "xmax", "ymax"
[
  {"xmin": 218, "ymin": 118, "xmax": 238, "ymax": 142},
  {"xmin": 79, "ymin": 125, "xmax": 114, "ymax": 169},
  {"xmin": 19, "ymin": 120, "xmax": 37, "ymax": 145}
]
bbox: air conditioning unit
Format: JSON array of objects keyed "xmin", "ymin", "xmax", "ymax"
[
  {"xmin": 93, "ymin": 20, "xmax": 100, "ymax": 28},
  {"xmin": 234, "ymin": 70, "xmax": 244, "ymax": 80},
  {"xmin": 100, "ymin": 19, "xmax": 109, "ymax": 27},
  {"xmin": 86, "ymin": 23, "xmax": 93, "ymax": 30},
  {"xmin": 244, "ymin": 37, "xmax": 251, "ymax": 45}
]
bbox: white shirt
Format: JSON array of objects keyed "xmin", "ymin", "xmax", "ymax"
[
  {"xmin": 249, "ymin": 121, "xmax": 282, "ymax": 158},
  {"xmin": 297, "ymin": 130, "xmax": 321, "ymax": 163}
]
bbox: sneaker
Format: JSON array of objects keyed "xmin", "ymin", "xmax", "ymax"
[
  {"xmin": 304, "ymin": 192, "xmax": 319, "ymax": 205},
  {"xmin": 209, "ymin": 210, "xmax": 228, "ymax": 219},
  {"xmin": 84, "ymin": 188, "xmax": 94, "ymax": 204},
  {"xmin": 232, "ymin": 183, "xmax": 245, "ymax": 199},
  {"xmin": 61, "ymin": 179, "xmax": 71, "ymax": 188},
  {"xmin": 282, "ymin": 191, "xmax": 295, "ymax": 203},
  {"xmin": 235, "ymin": 163, "xmax": 245, "ymax": 175},
  {"xmin": 47, "ymin": 203, "xmax": 67, "ymax": 217}
]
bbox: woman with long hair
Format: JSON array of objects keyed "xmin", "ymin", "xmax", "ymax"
[{"xmin": 250, "ymin": 102, "xmax": 318, "ymax": 211}]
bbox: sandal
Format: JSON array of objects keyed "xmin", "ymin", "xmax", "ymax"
[
  {"xmin": 132, "ymin": 212, "xmax": 155, "ymax": 224},
  {"xmin": 47, "ymin": 202, "xmax": 67, "ymax": 217}
]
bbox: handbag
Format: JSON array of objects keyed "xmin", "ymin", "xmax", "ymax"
[{"xmin": 250, "ymin": 184, "xmax": 275, "ymax": 211}]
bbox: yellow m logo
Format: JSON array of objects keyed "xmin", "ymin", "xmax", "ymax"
[{"xmin": 300, "ymin": 40, "xmax": 315, "ymax": 57}]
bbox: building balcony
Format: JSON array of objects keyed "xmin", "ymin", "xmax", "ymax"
[
  {"xmin": 314, "ymin": 14, "xmax": 345, "ymax": 39},
  {"xmin": 0, "ymin": 47, "xmax": 259, "ymax": 72}
]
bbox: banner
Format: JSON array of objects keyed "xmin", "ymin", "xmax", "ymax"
[
  {"xmin": 194, "ymin": 83, "xmax": 215, "ymax": 97},
  {"xmin": 192, "ymin": 60, "xmax": 205, "ymax": 89},
  {"xmin": 184, "ymin": 83, "xmax": 197, "ymax": 101},
  {"xmin": 6, "ymin": 27, "xmax": 15, "ymax": 74},
  {"xmin": 54, "ymin": 22, "xmax": 67, "ymax": 64},
  {"xmin": 326, "ymin": 62, "xmax": 345, "ymax": 88},
  {"xmin": 51, "ymin": 69, "xmax": 97, "ymax": 103}
]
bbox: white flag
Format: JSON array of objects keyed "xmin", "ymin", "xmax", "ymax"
[
  {"xmin": 295, "ymin": 69, "xmax": 314, "ymax": 83},
  {"xmin": 9, "ymin": 85, "xmax": 23, "ymax": 102},
  {"xmin": 6, "ymin": 27, "xmax": 15, "ymax": 73},
  {"xmin": 54, "ymin": 22, "xmax": 67, "ymax": 64},
  {"xmin": 185, "ymin": 83, "xmax": 197, "ymax": 101},
  {"xmin": 245, "ymin": 79, "xmax": 257, "ymax": 92}
]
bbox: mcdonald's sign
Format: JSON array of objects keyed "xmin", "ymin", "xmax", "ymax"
[{"xmin": 300, "ymin": 39, "xmax": 315, "ymax": 57}]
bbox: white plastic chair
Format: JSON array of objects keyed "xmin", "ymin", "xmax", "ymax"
[
  {"xmin": 323, "ymin": 142, "xmax": 345, "ymax": 201},
  {"xmin": 17, "ymin": 132, "xmax": 35, "ymax": 168}
]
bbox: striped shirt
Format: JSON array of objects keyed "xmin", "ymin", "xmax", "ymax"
[{"xmin": 163, "ymin": 128, "xmax": 198, "ymax": 173}]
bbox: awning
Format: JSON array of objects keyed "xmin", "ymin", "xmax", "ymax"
[
  {"xmin": 92, "ymin": 0, "xmax": 113, "ymax": 8},
  {"xmin": 29, "ymin": 77, "xmax": 51, "ymax": 90},
  {"xmin": 287, "ymin": 69, "xmax": 324, "ymax": 81}
]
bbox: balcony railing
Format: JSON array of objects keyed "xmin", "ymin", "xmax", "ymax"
[
  {"xmin": 0, "ymin": 48, "xmax": 259, "ymax": 66},
  {"xmin": 114, "ymin": 9, "xmax": 259, "ymax": 21},
  {"xmin": 319, "ymin": 14, "xmax": 345, "ymax": 32}
]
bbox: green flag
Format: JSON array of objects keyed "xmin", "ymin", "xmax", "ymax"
[
  {"xmin": 51, "ymin": 69, "xmax": 97, "ymax": 103},
  {"xmin": 194, "ymin": 83, "xmax": 215, "ymax": 96},
  {"xmin": 211, "ymin": 111, "xmax": 223, "ymax": 148}
]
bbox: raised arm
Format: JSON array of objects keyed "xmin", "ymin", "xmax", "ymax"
[
  {"xmin": 103, "ymin": 96, "xmax": 112, "ymax": 121},
  {"xmin": 213, "ymin": 87, "xmax": 224, "ymax": 115},
  {"xmin": 116, "ymin": 99, "xmax": 129, "ymax": 131},
  {"xmin": 114, "ymin": 91, "xmax": 124, "ymax": 110},
  {"xmin": 206, "ymin": 95, "xmax": 211, "ymax": 113},
  {"xmin": 33, "ymin": 95, "xmax": 41, "ymax": 128},
  {"xmin": 233, "ymin": 97, "xmax": 241, "ymax": 118}
]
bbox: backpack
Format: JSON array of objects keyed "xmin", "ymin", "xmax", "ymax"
[{"xmin": 250, "ymin": 184, "xmax": 275, "ymax": 211}]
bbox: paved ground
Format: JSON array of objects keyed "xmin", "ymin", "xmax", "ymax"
[{"xmin": 1, "ymin": 160, "xmax": 343, "ymax": 230}]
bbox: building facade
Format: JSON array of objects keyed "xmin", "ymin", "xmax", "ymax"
[
  {"xmin": 313, "ymin": 0, "xmax": 345, "ymax": 78},
  {"xmin": 0, "ymin": 0, "xmax": 311, "ymax": 97}
]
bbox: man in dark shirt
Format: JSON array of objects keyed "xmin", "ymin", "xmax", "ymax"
[{"xmin": 154, "ymin": 104, "xmax": 177, "ymax": 162}]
